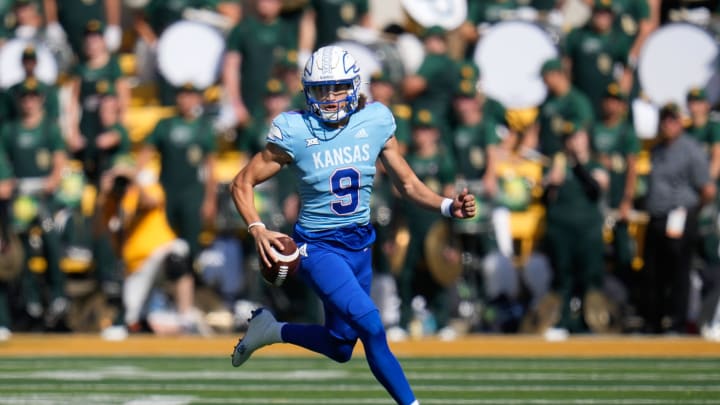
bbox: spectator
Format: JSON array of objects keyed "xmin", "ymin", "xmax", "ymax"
[
  {"xmin": 542, "ymin": 129, "xmax": 609, "ymax": 335},
  {"xmin": 402, "ymin": 25, "xmax": 460, "ymax": 139},
  {"xmin": 3, "ymin": 45, "xmax": 60, "ymax": 123},
  {"xmin": 397, "ymin": 109, "xmax": 457, "ymax": 335},
  {"xmin": 0, "ymin": 78, "xmax": 68, "ymax": 330},
  {"xmin": 0, "ymin": 147, "xmax": 18, "ymax": 340},
  {"xmin": 589, "ymin": 83, "xmax": 639, "ymax": 286},
  {"xmin": 298, "ymin": 0, "xmax": 371, "ymax": 64},
  {"xmin": 642, "ymin": 103, "xmax": 715, "ymax": 333},
  {"xmin": 533, "ymin": 58, "xmax": 594, "ymax": 157},
  {"xmin": 97, "ymin": 158, "xmax": 205, "ymax": 335},
  {"xmin": 67, "ymin": 20, "xmax": 129, "ymax": 181},
  {"xmin": 137, "ymin": 83, "xmax": 217, "ymax": 262},
  {"xmin": 222, "ymin": 0, "xmax": 297, "ymax": 126},
  {"xmin": 370, "ymin": 70, "xmax": 411, "ymax": 154},
  {"xmin": 43, "ymin": 0, "xmax": 122, "ymax": 56},
  {"xmin": 131, "ymin": 0, "xmax": 241, "ymax": 105},
  {"xmin": 563, "ymin": 0, "xmax": 633, "ymax": 117}
]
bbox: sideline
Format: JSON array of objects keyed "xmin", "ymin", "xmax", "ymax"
[{"xmin": 1, "ymin": 334, "xmax": 720, "ymax": 357}]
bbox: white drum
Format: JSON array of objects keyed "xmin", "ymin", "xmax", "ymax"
[
  {"xmin": 638, "ymin": 23, "xmax": 719, "ymax": 107},
  {"xmin": 0, "ymin": 39, "xmax": 58, "ymax": 89},
  {"xmin": 157, "ymin": 21, "xmax": 225, "ymax": 89},
  {"xmin": 401, "ymin": 0, "xmax": 467, "ymax": 31},
  {"xmin": 474, "ymin": 21, "xmax": 558, "ymax": 109}
]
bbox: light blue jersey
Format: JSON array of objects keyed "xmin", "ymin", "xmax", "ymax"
[{"xmin": 267, "ymin": 102, "xmax": 396, "ymax": 232}]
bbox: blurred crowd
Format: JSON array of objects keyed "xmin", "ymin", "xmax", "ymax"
[{"xmin": 0, "ymin": 0, "xmax": 720, "ymax": 342}]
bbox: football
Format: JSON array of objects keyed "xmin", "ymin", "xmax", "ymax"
[{"xmin": 260, "ymin": 236, "xmax": 300, "ymax": 286}]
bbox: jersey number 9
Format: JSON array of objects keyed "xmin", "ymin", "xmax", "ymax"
[{"xmin": 330, "ymin": 167, "xmax": 360, "ymax": 215}]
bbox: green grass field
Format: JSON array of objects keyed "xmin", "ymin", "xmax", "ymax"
[{"xmin": 0, "ymin": 357, "xmax": 719, "ymax": 404}]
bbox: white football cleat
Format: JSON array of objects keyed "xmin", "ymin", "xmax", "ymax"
[{"xmin": 231, "ymin": 308, "xmax": 283, "ymax": 367}]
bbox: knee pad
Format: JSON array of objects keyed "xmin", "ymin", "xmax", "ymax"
[{"xmin": 163, "ymin": 252, "xmax": 192, "ymax": 281}]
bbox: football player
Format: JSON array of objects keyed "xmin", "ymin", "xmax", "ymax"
[{"xmin": 229, "ymin": 46, "xmax": 476, "ymax": 405}]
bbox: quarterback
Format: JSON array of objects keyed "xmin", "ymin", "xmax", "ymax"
[{"xmin": 229, "ymin": 46, "xmax": 476, "ymax": 405}]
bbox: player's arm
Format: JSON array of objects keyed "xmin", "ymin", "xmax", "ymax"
[
  {"xmin": 380, "ymin": 136, "xmax": 475, "ymax": 218},
  {"xmin": 230, "ymin": 143, "xmax": 292, "ymax": 266}
]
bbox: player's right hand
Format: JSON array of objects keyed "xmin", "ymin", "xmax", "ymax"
[{"xmin": 250, "ymin": 227, "xmax": 291, "ymax": 269}]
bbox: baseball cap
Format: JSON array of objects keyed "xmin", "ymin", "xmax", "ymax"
[
  {"xmin": 412, "ymin": 109, "xmax": 440, "ymax": 129},
  {"xmin": 84, "ymin": 20, "xmax": 104, "ymax": 36},
  {"xmin": 21, "ymin": 45, "xmax": 37, "ymax": 61},
  {"xmin": 604, "ymin": 82, "xmax": 627, "ymax": 101},
  {"xmin": 177, "ymin": 82, "xmax": 201, "ymax": 93},
  {"xmin": 421, "ymin": 25, "xmax": 446, "ymax": 39},
  {"xmin": 265, "ymin": 78, "xmax": 287, "ymax": 96},
  {"xmin": 687, "ymin": 87, "xmax": 707, "ymax": 102},
  {"xmin": 593, "ymin": 0, "xmax": 613, "ymax": 12},
  {"xmin": 370, "ymin": 70, "xmax": 391, "ymax": 84},
  {"xmin": 540, "ymin": 58, "xmax": 563, "ymax": 75},
  {"xmin": 18, "ymin": 77, "xmax": 42, "ymax": 96},
  {"xmin": 659, "ymin": 103, "xmax": 681, "ymax": 121},
  {"xmin": 455, "ymin": 80, "xmax": 477, "ymax": 98}
]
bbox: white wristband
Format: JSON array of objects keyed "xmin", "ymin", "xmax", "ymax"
[
  {"xmin": 247, "ymin": 221, "xmax": 266, "ymax": 233},
  {"xmin": 440, "ymin": 198, "xmax": 454, "ymax": 218}
]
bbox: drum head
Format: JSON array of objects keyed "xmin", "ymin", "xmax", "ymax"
[
  {"xmin": 401, "ymin": 0, "xmax": 467, "ymax": 30},
  {"xmin": 474, "ymin": 22, "xmax": 557, "ymax": 109},
  {"xmin": 0, "ymin": 39, "xmax": 58, "ymax": 88},
  {"xmin": 157, "ymin": 21, "xmax": 225, "ymax": 89},
  {"xmin": 638, "ymin": 23, "xmax": 719, "ymax": 107}
]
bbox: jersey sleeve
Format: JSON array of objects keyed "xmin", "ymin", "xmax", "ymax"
[
  {"xmin": 226, "ymin": 23, "xmax": 244, "ymax": 53},
  {"xmin": 145, "ymin": 119, "xmax": 165, "ymax": 148},
  {"xmin": 201, "ymin": 119, "xmax": 218, "ymax": 153},
  {"xmin": 374, "ymin": 103, "xmax": 397, "ymax": 145},
  {"xmin": 623, "ymin": 124, "xmax": 641, "ymax": 155},
  {"xmin": 267, "ymin": 114, "xmax": 296, "ymax": 159},
  {"xmin": 709, "ymin": 121, "xmax": 720, "ymax": 145},
  {"xmin": 109, "ymin": 56, "xmax": 123, "ymax": 81},
  {"xmin": 0, "ymin": 147, "xmax": 12, "ymax": 180},
  {"xmin": 49, "ymin": 123, "xmax": 65, "ymax": 152},
  {"xmin": 113, "ymin": 124, "xmax": 132, "ymax": 154}
]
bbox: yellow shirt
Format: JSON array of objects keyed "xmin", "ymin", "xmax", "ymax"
[{"xmin": 120, "ymin": 183, "xmax": 177, "ymax": 273}]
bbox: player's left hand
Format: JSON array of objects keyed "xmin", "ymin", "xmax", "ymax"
[{"xmin": 452, "ymin": 188, "xmax": 476, "ymax": 219}]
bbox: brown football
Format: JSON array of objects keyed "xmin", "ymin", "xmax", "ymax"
[{"xmin": 261, "ymin": 236, "xmax": 300, "ymax": 286}]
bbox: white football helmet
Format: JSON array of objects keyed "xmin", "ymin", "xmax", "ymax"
[{"xmin": 302, "ymin": 46, "xmax": 362, "ymax": 123}]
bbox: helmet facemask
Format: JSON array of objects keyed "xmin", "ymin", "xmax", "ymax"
[{"xmin": 303, "ymin": 77, "xmax": 360, "ymax": 123}]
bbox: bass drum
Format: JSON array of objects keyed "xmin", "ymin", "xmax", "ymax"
[
  {"xmin": 474, "ymin": 21, "xmax": 558, "ymax": 109},
  {"xmin": 0, "ymin": 39, "xmax": 58, "ymax": 88},
  {"xmin": 400, "ymin": 0, "xmax": 467, "ymax": 31},
  {"xmin": 638, "ymin": 23, "xmax": 719, "ymax": 108},
  {"xmin": 157, "ymin": 20, "xmax": 226, "ymax": 89}
]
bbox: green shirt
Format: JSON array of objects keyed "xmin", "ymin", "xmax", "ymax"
[
  {"xmin": 404, "ymin": 150, "xmax": 456, "ymax": 233},
  {"xmin": 391, "ymin": 103, "xmax": 412, "ymax": 147},
  {"xmin": 538, "ymin": 87, "xmax": 594, "ymax": 156},
  {"xmin": 146, "ymin": 115, "xmax": 216, "ymax": 192},
  {"xmin": 591, "ymin": 119, "xmax": 640, "ymax": 206},
  {"xmin": 468, "ymin": 0, "xmax": 519, "ymax": 24},
  {"xmin": 0, "ymin": 146, "xmax": 12, "ymax": 181},
  {"xmin": 563, "ymin": 25, "xmax": 631, "ymax": 116},
  {"xmin": 686, "ymin": 119, "xmax": 720, "ymax": 151},
  {"xmin": 311, "ymin": 0, "xmax": 369, "ymax": 48},
  {"xmin": 1, "ymin": 117, "xmax": 65, "ymax": 178},
  {"xmin": 57, "ymin": 0, "xmax": 106, "ymax": 57},
  {"xmin": 91, "ymin": 123, "xmax": 131, "ymax": 176},
  {"xmin": 413, "ymin": 53, "xmax": 460, "ymax": 126},
  {"xmin": 451, "ymin": 120, "xmax": 499, "ymax": 180},
  {"xmin": 226, "ymin": 16, "xmax": 297, "ymax": 119},
  {"xmin": 611, "ymin": 0, "xmax": 651, "ymax": 41},
  {"xmin": 545, "ymin": 160, "xmax": 605, "ymax": 227},
  {"xmin": 146, "ymin": 0, "xmax": 220, "ymax": 35},
  {"xmin": 72, "ymin": 56, "xmax": 123, "ymax": 138}
]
